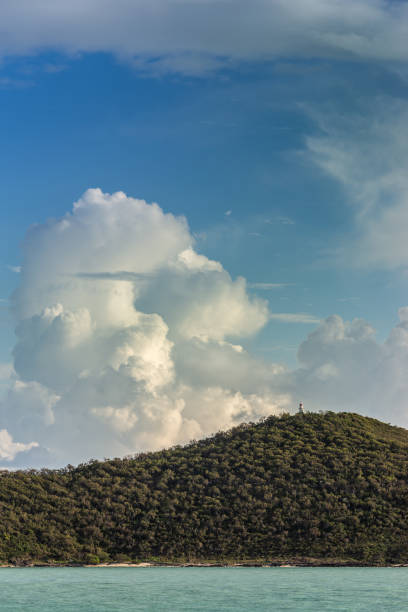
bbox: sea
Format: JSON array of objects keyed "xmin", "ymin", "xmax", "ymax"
[{"xmin": 0, "ymin": 567, "xmax": 407, "ymax": 611}]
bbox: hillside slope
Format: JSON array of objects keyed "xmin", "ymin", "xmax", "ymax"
[{"xmin": 1, "ymin": 412, "xmax": 408, "ymax": 566}]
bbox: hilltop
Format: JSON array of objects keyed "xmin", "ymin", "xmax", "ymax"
[{"xmin": 2, "ymin": 412, "xmax": 408, "ymax": 566}]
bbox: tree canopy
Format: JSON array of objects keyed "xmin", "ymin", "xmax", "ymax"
[{"xmin": 1, "ymin": 412, "xmax": 408, "ymax": 566}]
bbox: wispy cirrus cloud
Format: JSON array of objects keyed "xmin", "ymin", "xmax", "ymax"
[
  {"xmin": 305, "ymin": 98, "xmax": 408, "ymax": 270},
  {"xmin": 0, "ymin": 76, "xmax": 34, "ymax": 89},
  {"xmin": 6, "ymin": 265, "xmax": 21, "ymax": 274},
  {"xmin": 249, "ymin": 282, "xmax": 293, "ymax": 290},
  {"xmin": 269, "ymin": 312, "xmax": 321, "ymax": 324}
]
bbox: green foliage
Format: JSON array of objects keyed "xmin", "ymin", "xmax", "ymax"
[
  {"xmin": 2, "ymin": 412, "xmax": 408, "ymax": 565},
  {"xmin": 85, "ymin": 553, "xmax": 100, "ymax": 565}
]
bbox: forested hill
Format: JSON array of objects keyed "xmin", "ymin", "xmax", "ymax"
[{"xmin": 2, "ymin": 412, "xmax": 408, "ymax": 566}]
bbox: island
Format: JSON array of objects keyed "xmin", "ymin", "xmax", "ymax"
[{"xmin": 1, "ymin": 412, "xmax": 408, "ymax": 567}]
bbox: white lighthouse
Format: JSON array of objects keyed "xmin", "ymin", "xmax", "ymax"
[{"xmin": 298, "ymin": 401, "xmax": 304, "ymax": 414}]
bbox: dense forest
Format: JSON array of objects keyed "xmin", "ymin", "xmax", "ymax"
[{"xmin": 2, "ymin": 412, "xmax": 408, "ymax": 566}]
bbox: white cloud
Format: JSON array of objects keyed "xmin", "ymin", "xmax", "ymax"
[
  {"xmin": 179, "ymin": 386, "xmax": 291, "ymax": 441},
  {"xmin": 14, "ymin": 188, "xmax": 192, "ymax": 322},
  {"xmin": 305, "ymin": 99, "xmax": 408, "ymax": 269},
  {"xmin": 138, "ymin": 271, "xmax": 268, "ymax": 342},
  {"xmin": 7, "ymin": 187, "xmax": 408, "ymax": 468},
  {"xmin": 176, "ymin": 248, "xmax": 222, "ymax": 273},
  {"xmin": 0, "ymin": 428, "xmax": 38, "ymax": 462},
  {"xmin": 0, "ymin": 363, "xmax": 13, "ymax": 380},
  {"xmin": 6, "ymin": 265, "xmax": 21, "ymax": 274},
  {"xmin": 173, "ymin": 337, "xmax": 286, "ymax": 394},
  {"xmin": 1, "ymin": 380, "xmax": 59, "ymax": 441},
  {"xmin": 0, "ymin": 1, "xmax": 407, "ymax": 74},
  {"xmin": 269, "ymin": 312, "xmax": 320, "ymax": 324},
  {"xmin": 281, "ymin": 310, "xmax": 408, "ymax": 427},
  {"xmin": 276, "ymin": 217, "xmax": 295, "ymax": 226},
  {"xmin": 249, "ymin": 283, "xmax": 292, "ymax": 290},
  {"xmin": 1, "ymin": 188, "xmax": 282, "ymax": 466}
]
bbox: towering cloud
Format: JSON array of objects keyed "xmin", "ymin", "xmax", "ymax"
[
  {"xmin": 1, "ymin": 188, "xmax": 283, "ymax": 467},
  {"xmin": 4, "ymin": 187, "xmax": 408, "ymax": 469}
]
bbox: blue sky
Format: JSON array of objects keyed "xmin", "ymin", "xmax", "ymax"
[
  {"xmin": 2, "ymin": 0, "xmax": 408, "ymax": 466},
  {"xmin": 2, "ymin": 54, "xmax": 406, "ymax": 354}
]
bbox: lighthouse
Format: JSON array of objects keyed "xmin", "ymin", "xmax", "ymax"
[{"xmin": 298, "ymin": 401, "xmax": 304, "ymax": 414}]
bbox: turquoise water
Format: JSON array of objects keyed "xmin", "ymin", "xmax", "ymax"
[{"xmin": 0, "ymin": 567, "xmax": 408, "ymax": 611}]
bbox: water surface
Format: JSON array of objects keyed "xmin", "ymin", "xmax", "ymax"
[{"xmin": 1, "ymin": 567, "xmax": 407, "ymax": 611}]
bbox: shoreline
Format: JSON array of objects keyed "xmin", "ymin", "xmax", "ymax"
[{"xmin": 2, "ymin": 561, "xmax": 408, "ymax": 569}]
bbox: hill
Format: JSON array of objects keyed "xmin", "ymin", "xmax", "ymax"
[{"xmin": 2, "ymin": 412, "xmax": 408, "ymax": 566}]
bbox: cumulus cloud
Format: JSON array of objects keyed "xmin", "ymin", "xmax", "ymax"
[
  {"xmin": 278, "ymin": 310, "xmax": 408, "ymax": 427},
  {"xmin": 305, "ymin": 99, "xmax": 408, "ymax": 269},
  {"xmin": 0, "ymin": 1, "xmax": 407, "ymax": 74},
  {"xmin": 0, "ymin": 428, "xmax": 38, "ymax": 463},
  {"xmin": 6, "ymin": 187, "xmax": 408, "ymax": 469},
  {"xmin": 1, "ymin": 188, "xmax": 287, "ymax": 467}
]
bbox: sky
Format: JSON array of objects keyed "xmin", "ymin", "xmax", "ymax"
[{"xmin": 2, "ymin": 0, "xmax": 408, "ymax": 467}]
